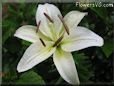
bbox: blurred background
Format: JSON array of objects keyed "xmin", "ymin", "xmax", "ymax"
[{"xmin": 2, "ymin": 3, "xmax": 114, "ymax": 85}]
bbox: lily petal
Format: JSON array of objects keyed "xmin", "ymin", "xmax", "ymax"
[
  {"xmin": 61, "ymin": 26, "xmax": 104, "ymax": 52},
  {"xmin": 53, "ymin": 48, "xmax": 80, "ymax": 84},
  {"xmin": 36, "ymin": 3, "xmax": 62, "ymax": 39},
  {"xmin": 64, "ymin": 11, "xmax": 87, "ymax": 31},
  {"xmin": 14, "ymin": 25, "xmax": 39, "ymax": 43},
  {"xmin": 17, "ymin": 41, "xmax": 56, "ymax": 72},
  {"xmin": 14, "ymin": 25, "xmax": 51, "ymax": 42}
]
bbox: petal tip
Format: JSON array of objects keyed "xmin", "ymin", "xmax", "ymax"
[
  {"xmin": 17, "ymin": 66, "xmax": 23, "ymax": 73},
  {"xmin": 65, "ymin": 76, "xmax": 80, "ymax": 85},
  {"xmin": 99, "ymin": 36, "xmax": 104, "ymax": 47},
  {"xmin": 85, "ymin": 12, "xmax": 88, "ymax": 16},
  {"xmin": 17, "ymin": 62, "xmax": 26, "ymax": 73},
  {"xmin": 96, "ymin": 34, "xmax": 104, "ymax": 47},
  {"xmin": 17, "ymin": 64, "xmax": 27, "ymax": 73},
  {"xmin": 14, "ymin": 31, "xmax": 19, "ymax": 38},
  {"xmin": 68, "ymin": 79, "xmax": 80, "ymax": 85}
]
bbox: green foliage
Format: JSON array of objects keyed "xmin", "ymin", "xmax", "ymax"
[
  {"xmin": 73, "ymin": 53, "xmax": 93, "ymax": 82},
  {"xmin": 90, "ymin": 7, "xmax": 113, "ymax": 29},
  {"xmin": 90, "ymin": 7, "xmax": 108, "ymax": 21},
  {"xmin": 2, "ymin": 20, "xmax": 17, "ymax": 44},
  {"xmin": 15, "ymin": 71, "xmax": 45, "ymax": 85},
  {"xmin": 102, "ymin": 39, "xmax": 113, "ymax": 57}
]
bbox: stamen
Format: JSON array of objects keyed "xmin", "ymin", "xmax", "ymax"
[
  {"xmin": 44, "ymin": 13, "xmax": 54, "ymax": 23},
  {"xmin": 53, "ymin": 34, "xmax": 64, "ymax": 47},
  {"xmin": 36, "ymin": 21, "xmax": 41, "ymax": 33},
  {"xmin": 58, "ymin": 15, "xmax": 69, "ymax": 35},
  {"xmin": 39, "ymin": 38, "xmax": 46, "ymax": 47}
]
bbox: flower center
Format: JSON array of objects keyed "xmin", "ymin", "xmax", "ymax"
[
  {"xmin": 36, "ymin": 13, "xmax": 70, "ymax": 47},
  {"xmin": 53, "ymin": 34, "xmax": 64, "ymax": 47}
]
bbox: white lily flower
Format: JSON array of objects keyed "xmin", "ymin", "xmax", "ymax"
[{"xmin": 14, "ymin": 3, "xmax": 104, "ymax": 85}]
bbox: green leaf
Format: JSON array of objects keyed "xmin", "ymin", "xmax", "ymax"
[
  {"xmin": 102, "ymin": 40, "xmax": 113, "ymax": 57},
  {"xmin": 22, "ymin": 40, "xmax": 31, "ymax": 46},
  {"xmin": 90, "ymin": 7, "xmax": 108, "ymax": 21},
  {"xmin": 2, "ymin": 19, "xmax": 17, "ymax": 44},
  {"xmin": 2, "ymin": 52, "xmax": 18, "ymax": 82},
  {"xmin": 15, "ymin": 71, "xmax": 45, "ymax": 85},
  {"xmin": 72, "ymin": 52, "xmax": 93, "ymax": 82}
]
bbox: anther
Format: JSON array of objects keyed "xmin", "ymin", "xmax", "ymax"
[
  {"xmin": 39, "ymin": 38, "xmax": 46, "ymax": 47},
  {"xmin": 53, "ymin": 34, "xmax": 64, "ymax": 47},
  {"xmin": 58, "ymin": 15, "xmax": 69, "ymax": 35},
  {"xmin": 44, "ymin": 13, "xmax": 54, "ymax": 23},
  {"xmin": 36, "ymin": 21, "xmax": 41, "ymax": 33}
]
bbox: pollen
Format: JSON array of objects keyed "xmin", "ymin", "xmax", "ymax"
[
  {"xmin": 58, "ymin": 15, "xmax": 69, "ymax": 35},
  {"xmin": 44, "ymin": 13, "xmax": 54, "ymax": 23},
  {"xmin": 39, "ymin": 38, "xmax": 46, "ymax": 47},
  {"xmin": 36, "ymin": 20, "xmax": 41, "ymax": 33},
  {"xmin": 53, "ymin": 34, "xmax": 64, "ymax": 47}
]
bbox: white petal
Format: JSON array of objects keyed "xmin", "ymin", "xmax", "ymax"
[
  {"xmin": 14, "ymin": 25, "xmax": 39, "ymax": 43},
  {"xmin": 17, "ymin": 41, "xmax": 56, "ymax": 72},
  {"xmin": 61, "ymin": 26, "xmax": 104, "ymax": 52},
  {"xmin": 53, "ymin": 48, "xmax": 80, "ymax": 85},
  {"xmin": 36, "ymin": 3, "xmax": 62, "ymax": 39},
  {"xmin": 64, "ymin": 11, "xmax": 87, "ymax": 30}
]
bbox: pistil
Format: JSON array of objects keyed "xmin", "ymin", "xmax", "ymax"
[{"xmin": 58, "ymin": 15, "xmax": 69, "ymax": 35}]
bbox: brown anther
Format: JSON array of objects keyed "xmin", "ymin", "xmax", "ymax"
[
  {"xmin": 36, "ymin": 21, "xmax": 41, "ymax": 33},
  {"xmin": 39, "ymin": 38, "xmax": 46, "ymax": 47},
  {"xmin": 53, "ymin": 34, "xmax": 64, "ymax": 47},
  {"xmin": 58, "ymin": 15, "xmax": 69, "ymax": 35},
  {"xmin": 44, "ymin": 13, "xmax": 54, "ymax": 23}
]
